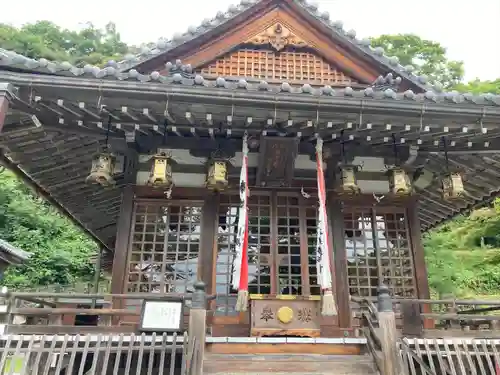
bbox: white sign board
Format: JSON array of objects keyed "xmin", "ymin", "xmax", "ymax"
[{"xmin": 140, "ymin": 300, "xmax": 184, "ymax": 332}]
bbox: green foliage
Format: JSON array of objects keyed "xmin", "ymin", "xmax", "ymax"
[
  {"xmin": 0, "ymin": 21, "xmax": 130, "ymax": 66},
  {"xmin": 370, "ymin": 34, "xmax": 465, "ymax": 89},
  {"xmin": 454, "ymin": 79, "xmax": 500, "ymax": 95},
  {"xmin": 370, "ymin": 33, "xmax": 500, "ymax": 298},
  {"xmin": 424, "ymin": 206, "xmax": 500, "ymax": 297},
  {"xmin": 0, "ymin": 168, "xmax": 97, "ymax": 289}
]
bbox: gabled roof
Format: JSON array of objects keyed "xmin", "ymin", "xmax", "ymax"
[{"xmin": 115, "ymin": 0, "xmax": 438, "ymax": 92}]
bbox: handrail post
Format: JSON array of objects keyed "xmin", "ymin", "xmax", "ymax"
[
  {"xmin": 188, "ymin": 281, "xmax": 207, "ymax": 375},
  {"xmin": 0, "ymin": 287, "xmax": 10, "ymax": 332},
  {"xmin": 377, "ymin": 284, "xmax": 401, "ymax": 375}
]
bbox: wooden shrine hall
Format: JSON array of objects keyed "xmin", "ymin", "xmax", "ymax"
[{"xmin": 1, "ymin": 1, "xmax": 500, "ymax": 373}]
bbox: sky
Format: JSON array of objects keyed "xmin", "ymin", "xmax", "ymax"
[{"xmin": 1, "ymin": 0, "xmax": 499, "ymax": 82}]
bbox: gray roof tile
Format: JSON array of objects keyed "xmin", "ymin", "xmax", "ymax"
[
  {"xmin": 0, "ymin": 238, "xmax": 30, "ymax": 262},
  {"xmin": 113, "ymin": 0, "xmax": 440, "ymax": 92},
  {"xmin": 0, "ymin": 0, "xmax": 477, "ymax": 100},
  {"xmin": 1, "ymin": 50, "xmax": 499, "ymax": 107}
]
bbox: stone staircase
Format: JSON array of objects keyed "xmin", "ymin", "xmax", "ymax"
[{"xmin": 203, "ymin": 354, "xmax": 379, "ymax": 374}]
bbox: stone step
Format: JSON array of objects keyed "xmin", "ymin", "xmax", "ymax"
[{"xmin": 203, "ymin": 354, "xmax": 379, "ymax": 374}]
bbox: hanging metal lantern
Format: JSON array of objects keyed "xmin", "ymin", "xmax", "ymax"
[
  {"xmin": 206, "ymin": 159, "xmax": 229, "ymax": 191},
  {"xmin": 147, "ymin": 152, "xmax": 173, "ymax": 188},
  {"xmin": 86, "ymin": 151, "xmax": 116, "ymax": 186},
  {"xmin": 439, "ymin": 137, "xmax": 465, "ymax": 200},
  {"xmin": 388, "ymin": 167, "xmax": 412, "ymax": 196},
  {"xmin": 441, "ymin": 172, "xmax": 465, "ymax": 200},
  {"xmin": 334, "ymin": 165, "xmax": 360, "ymax": 195}
]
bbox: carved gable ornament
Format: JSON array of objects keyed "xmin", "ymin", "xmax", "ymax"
[{"xmin": 246, "ymin": 23, "xmax": 307, "ymax": 51}]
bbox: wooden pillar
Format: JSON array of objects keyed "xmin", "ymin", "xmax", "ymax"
[
  {"xmin": 110, "ymin": 146, "xmax": 138, "ymax": 297},
  {"xmin": 110, "ymin": 185, "xmax": 135, "ymax": 295},
  {"xmin": 91, "ymin": 247, "xmax": 103, "ymax": 309},
  {"xmin": 0, "ymin": 83, "xmax": 14, "ymax": 134},
  {"xmin": 198, "ymin": 192, "xmax": 219, "ymax": 294},
  {"xmin": 407, "ymin": 198, "xmax": 430, "ymax": 299},
  {"xmin": 377, "ymin": 285, "xmax": 401, "ymax": 375},
  {"xmin": 327, "ymin": 194, "xmax": 351, "ymax": 329},
  {"xmin": 188, "ymin": 281, "xmax": 207, "ymax": 375},
  {"xmin": 407, "ymin": 197, "xmax": 434, "ymax": 330}
]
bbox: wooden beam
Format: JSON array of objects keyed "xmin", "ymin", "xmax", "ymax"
[
  {"xmin": 0, "ymin": 97, "xmax": 8, "ymax": 134},
  {"xmin": 0, "ymin": 152, "xmax": 111, "ymax": 251},
  {"xmin": 0, "ymin": 83, "xmax": 14, "ymax": 134},
  {"xmin": 0, "ymin": 82, "xmax": 14, "ymax": 134}
]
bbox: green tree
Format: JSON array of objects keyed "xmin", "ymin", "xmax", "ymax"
[
  {"xmin": 455, "ymin": 78, "xmax": 500, "ymax": 94},
  {"xmin": 370, "ymin": 34, "xmax": 465, "ymax": 89},
  {"xmin": 0, "ymin": 21, "xmax": 129, "ymax": 66},
  {"xmin": 0, "ymin": 168, "xmax": 97, "ymax": 289}
]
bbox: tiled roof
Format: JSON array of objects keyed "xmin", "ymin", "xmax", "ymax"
[
  {"xmin": 0, "ymin": 0, "xmax": 471, "ymax": 97},
  {"xmin": 113, "ymin": 0, "xmax": 447, "ymax": 92},
  {"xmin": 1, "ymin": 52, "xmax": 499, "ymax": 108},
  {"xmin": 0, "ymin": 238, "xmax": 30, "ymax": 263}
]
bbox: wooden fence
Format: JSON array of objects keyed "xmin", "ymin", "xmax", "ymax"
[
  {"xmin": 399, "ymin": 338, "xmax": 500, "ymax": 375},
  {"xmin": 354, "ymin": 288, "xmax": 500, "ymax": 375},
  {"xmin": 0, "ymin": 332, "xmax": 194, "ymax": 375},
  {"xmin": 0, "ymin": 281, "xmax": 209, "ymax": 375}
]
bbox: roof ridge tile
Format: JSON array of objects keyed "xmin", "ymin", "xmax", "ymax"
[
  {"xmin": 1, "ymin": 50, "xmax": 499, "ymax": 107},
  {"xmin": 0, "ymin": 0, "xmax": 469, "ymax": 98},
  {"xmin": 113, "ymin": 0, "xmax": 438, "ymax": 93}
]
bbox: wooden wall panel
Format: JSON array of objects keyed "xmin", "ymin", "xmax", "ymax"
[
  {"xmin": 197, "ymin": 48, "xmax": 359, "ymax": 86},
  {"xmin": 175, "ymin": 8, "xmax": 379, "ymax": 83}
]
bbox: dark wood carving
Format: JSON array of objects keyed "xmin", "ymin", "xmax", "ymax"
[
  {"xmin": 256, "ymin": 137, "xmax": 298, "ymax": 188},
  {"xmin": 250, "ymin": 299, "xmax": 320, "ymax": 337}
]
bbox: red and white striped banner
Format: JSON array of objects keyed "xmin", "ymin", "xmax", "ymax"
[
  {"xmin": 315, "ymin": 137, "xmax": 337, "ymax": 316},
  {"xmin": 233, "ymin": 133, "xmax": 250, "ymax": 311}
]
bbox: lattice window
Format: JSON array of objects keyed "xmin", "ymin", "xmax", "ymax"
[
  {"xmin": 215, "ymin": 195, "xmax": 239, "ymax": 316},
  {"xmin": 276, "ymin": 195, "xmax": 301, "ymax": 295},
  {"xmin": 247, "ymin": 194, "xmax": 272, "ymax": 295},
  {"xmin": 127, "ymin": 201, "xmax": 202, "ymax": 294},
  {"xmin": 305, "ymin": 203, "xmax": 321, "ymax": 296},
  {"xmin": 214, "ymin": 192, "xmax": 324, "ymax": 314},
  {"xmin": 344, "ymin": 207, "xmax": 415, "ymax": 298},
  {"xmin": 198, "ymin": 48, "xmax": 358, "ymax": 86},
  {"xmin": 215, "ymin": 194, "xmax": 272, "ymax": 315}
]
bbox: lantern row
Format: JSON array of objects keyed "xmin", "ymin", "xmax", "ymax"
[{"xmin": 86, "ymin": 149, "xmax": 465, "ymax": 201}]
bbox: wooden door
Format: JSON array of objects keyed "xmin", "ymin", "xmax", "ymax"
[
  {"xmin": 214, "ymin": 191, "xmax": 336, "ymax": 337},
  {"xmin": 214, "ymin": 192, "xmax": 324, "ymax": 313}
]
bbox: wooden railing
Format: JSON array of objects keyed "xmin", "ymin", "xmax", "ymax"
[
  {"xmin": 9, "ymin": 280, "xmax": 111, "ymax": 294},
  {"xmin": 353, "ymin": 296, "xmax": 500, "ymax": 337},
  {"xmin": 354, "ymin": 289, "xmax": 500, "ymax": 375},
  {"xmin": 353, "ymin": 285, "xmax": 402, "ymax": 375},
  {"xmin": 399, "ymin": 338, "xmax": 500, "ymax": 375},
  {"xmin": 0, "ymin": 332, "xmax": 189, "ymax": 375},
  {"xmin": 0, "ymin": 281, "xmax": 210, "ymax": 375},
  {"xmin": 397, "ymin": 298, "xmax": 500, "ymax": 337}
]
